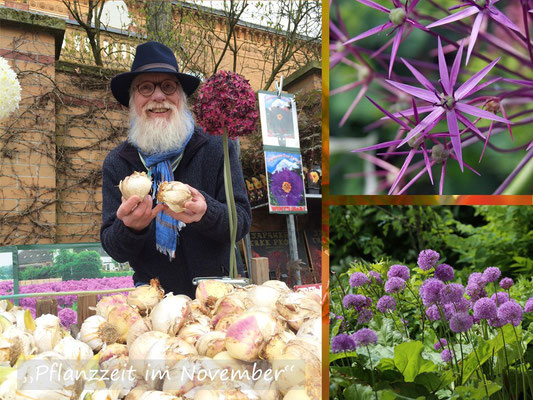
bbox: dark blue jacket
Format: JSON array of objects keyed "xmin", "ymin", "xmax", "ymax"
[{"xmin": 100, "ymin": 127, "xmax": 251, "ymax": 298}]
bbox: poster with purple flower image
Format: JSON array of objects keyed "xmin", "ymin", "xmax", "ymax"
[
  {"xmin": 264, "ymin": 150, "xmax": 307, "ymax": 214},
  {"xmin": 258, "ymin": 91, "xmax": 300, "ymax": 149}
]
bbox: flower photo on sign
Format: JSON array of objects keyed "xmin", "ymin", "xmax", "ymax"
[
  {"xmin": 0, "ymin": 57, "xmax": 21, "ymax": 120},
  {"xmin": 264, "ymin": 150, "xmax": 307, "ymax": 214},
  {"xmin": 258, "ymin": 91, "xmax": 300, "ymax": 148}
]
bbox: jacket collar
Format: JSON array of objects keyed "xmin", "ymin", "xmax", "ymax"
[{"xmin": 118, "ymin": 126, "xmax": 208, "ymax": 170}]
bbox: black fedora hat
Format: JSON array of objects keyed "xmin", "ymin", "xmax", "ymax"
[{"xmin": 110, "ymin": 41, "xmax": 201, "ymax": 107}]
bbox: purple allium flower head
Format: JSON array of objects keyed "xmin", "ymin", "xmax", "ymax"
[
  {"xmin": 331, "ymin": 333, "xmax": 357, "ymax": 353},
  {"xmin": 441, "ymin": 349, "xmax": 453, "ymax": 363},
  {"xmin": 473, "ymin": 297, "xmax": 497, "ymax": 320},
  {"xmin": 388, "ymin": 264, "xmax": 410, "ymax": 281},
  {"xmin": 352, "ymin": 328, "xmax": 378, "ymax": 347},
  {"xmin": 343, "ymin": 294, "xmax": 372, "ymax": 311},
  {"xmin": 193, "ymin": 70, "xmax": 258, "ymax": 138},
  {"xmin": 491, "ymin": 291, "xmax": 510, "ymax": 306},
  {"xmin": 434, "ymin": 263, "xmax": 454, "ymax": 281},
  {"xmin": 468, "ymin": 272, "xmax": 486, "ymax": 287},
  {"xmin": 525, "ymin": 298, "xmax": 533, "ymax": 313},
  {"xmin": 418, "ymin": 249, "xmax": 440, "ymax": 270},
  {"xmin": 358, "ymin": 308, "xmax": 373, "ymax": 324},
  {"xmin": 420, "ymin": 278, "xmax": 445, "ymax": 306},
  {"xmin": 497, "ymin": 300, "xmax": 523, "ymax": 327},
  {"xmin": 439, "ymin": 283, "xmax": 465, "ymax": 304},
  {"xmin": 427, "ymin": 0, "xmax": 521, "ymax": 65},
  {"xmin": 499, "ymin": 277, "xmax": 514, "ymax": 290},
  {"xmin": 488, "ymin": 315, "xmax": 506, "ymax": 328},
  {"xmin": 385, "ymin": 277, "xmax": 406, "ymax": 293},
  {"xmin": 434, "ymin": 338, "xmax": 448, "ymax": 351},
  {"xmin": 58, "ymin": 307, "xmax": 77, "ymax": 328},
  {"xmin": 482, "ymin": 266, "xmax": 501, "ymax": 283},
  {"xmin": 270, "ymin": 169, "xmax": 304, "ymax": 206},
  {"xmin": 377, "ymin": 295, "xmax": 397, "ymax": 313},
  {"xmin": 453, "ymin": 297, "xmax": 471, "ymax": 314},
  {"xmin": 349, "ymin": 271, "xmax": 369, "ymax": 287},
  {"xmin": 368, "ymin": 271, "xmax": 383, "ymax": 284},
  {"xmin": 449, "ymin": 312, "xmax": 474, "ymax": 333},
  {"xmin": 426, "ymin": 304, "xmax": 441, "ymax": 321}
]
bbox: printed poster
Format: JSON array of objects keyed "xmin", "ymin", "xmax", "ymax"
[{"xmin": 258, "ymin": 91, "xmax": 300, "ymax": 149}]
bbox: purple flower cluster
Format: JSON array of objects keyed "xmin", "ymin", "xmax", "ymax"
[
  {"xmin": 449, "ymin": 312, "xmax": 474, "ymax": 333},
  {"xmin": 387, "ymin": 265, "xmax": 410, "ymax": 281},
  {"xmin": 526, "ymin": 298, "xmax": 533, "ymax": 313},
  {"xmin": 343, "ymin": 294, "xmax": 371, "ymax": 311},
  {"xmin": 418, "ymin": 249, "xmax": 440, "ymax": 271},
  {"xmin": 377, "ymin": 295, "xmax": 396, "ymax": 313},
  {"xmin": 368, "ymin": 271, "xmax": 383, "ymax": 284},
  {"xmin": 497, "ymin": 300, "xmax": 523, "ymax": 327},
  {"xmin": 193, "ymin": 70, "xmax": 258, "ymax": 138},
  {"xmin": 441, "ymin": 349, "xmax": 453, "ymax": 363},
  {"xmin": 499, "ymin": 278, "xmax": 514, "ymax": 290},
  {"xmin": 358, "ymin": 308, "xmax": 373, "ymax": 325},
  {"xmin": 420, "ymin": 278, "xmax": 445, "ymax": 306},
  {"xmin": 331, "ymin": 333, "xmax": 356, "ymax": 353},
  {"xmin": 349, "ymin": 272, "xmax": 369, "ymax": 287},
  {"xmin": 434, "ymin": 264, "xmax": 454, "ymax": 282},
  {"xmin": 352, "ymin": 328, "xmax": 378, "ymax": 347},
  {"xmin": 482, "ymin": 267, "xmax": 501, "ymax": 283},
  {"xmin": 439, "ymin": 283, "xmax": 465, "ymax": 305},
  {"xmin": 466, "ymin": 272, "xmax": 487, "ymax": 301},
  {"xmin": 434, "ymin": 338, "xmax": 447, "ymax": 351},
  {"xmin": 473, "ymin": 298, "xmax": 497, "ymax": 320},
  {"xmin": 58, "ymin": 307, "xmax": 77, "ymax": 328},
  {"xmin": 385, "ymin": 277, "xmax": 406, "ymax": 293}
]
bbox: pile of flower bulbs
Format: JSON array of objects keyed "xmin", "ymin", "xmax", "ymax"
[{"xmin": 0, "ymin": 279, "xmax": 321, "ymax": 399}]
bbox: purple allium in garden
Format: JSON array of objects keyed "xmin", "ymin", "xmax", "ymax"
[
  {"xmin": 497, "ymin": 300, "xmax": 523, "ymax": 327},
  {"xmin": 420, "ymin": 278, "xmax": 445, "ymax": 305},
  {"xmin": 343, "ymin": 294, "xmax": 372, "ymax": 311},
  {"xmin": 449, "ymin": 312, "xmax": 474, "ymax": 333},
  {"xmin": 434, "ymin": 264, "xmax": 454, "ymax": 282},
  {"xmin": 482, "ymin": 266, "xmax": 501, "ymax": 283},
  {"xmin": 427, "ymin": 0, "xmax": 520, "ymax": 65},
  {"xmin": 358, "ymin": 308, "xmax": 374, "ymax": 325},
  {"xmin": 434, "ymin": 338, "xmax": 448, "ymax": 351},
  {"xmin": 377, "ymin": 295, "xmax": 397, "ymax": 313},
  {"xmin": 352, "ymin": 328, "xmax": 378, "ymax": 347},
  {"xmin": 488, "ymin": 315, "xmax": 506, "ymax": 328},
  {"xmin": 441, "ymin": 349, "xmax": 453, "ymax": 363},
  {"xmin": 418, "ymin": 249, "xmax": 440, "ymax": 270},
  {"xmin": 343, "ymin": 0, "xmax": 426, "ymax": 78},
  {"xmin": 491, "ymin": 291, "xmax": 510, "ymax": 306},
  {"xmin": 368, "ymin": 270, "xmax": 383, "ymax": 284},
  {"xmin": 350, "ymin": 271, "xmax": 369, "ymax": 287},
  {"xmin": 468, "ymin": 272, "xmax": 486, "ymax": 288},
  {"xmin": 499, "ymin": 277, "xmax": 514, "ymax": 290},
  {"xmin": 439, "ymin": 283, "xmax": 465, "ymax": 304},
  {"xmin": 385, "ymin": 277, "xmax": 406, "ymax": 293},
  {"xmin": 270, "ymin": 169, "xmax": 304, "ymax": 206},
  {"xmin": 331, "ymin": 333, "xmax": 357, "ymax": 353},
  {"xmin": 58, "ymin": 307, "xmax": 77, "ymax": 328},
  {"xmin": 426, "ymin": 304, "xmax": 441, "ymax": 321},
  {"xmin": 387, "ymin": 264, "xmax": 410, "ymax": 281},
  {"xmin": 473, "ymin": 297, "xmax": 497, "ymax": 320},
  {"xmin": 525, "ymin": 298, "xmax": 533, "ymax": 313}
]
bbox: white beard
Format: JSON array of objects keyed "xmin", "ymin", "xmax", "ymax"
[{"xmin": 128, "ymin": 95, "xmax": 195, "ymax": 154}]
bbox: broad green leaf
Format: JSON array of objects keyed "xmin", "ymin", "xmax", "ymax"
[
  {"xmin": 453, "ymin": 381, "xmax": 502, "ymax": 399},
  {"xmin": 460, "ymin": 337, "xmax": 493, "ymax": 385},
  {"xmin": 393, "ymin": 341, "xmax": 436, "ymax": 382},
  {"xmin": 415, "ymin": 372, "xmax": 445, "ymax": 393},
  {"xmin": 376, "ymin": 357, "xmax": 396, "ymax": 372},
  {"xmin": 343, "ymin": 383, "xmax": 376, "ymax": 400},
  {"xmin": 330, "ymin": 351, "xmax": 358, "ymax": 363}
]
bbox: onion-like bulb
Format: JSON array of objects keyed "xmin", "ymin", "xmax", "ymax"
[
  {"xmin": 156, "ymin": 181, "xmax": 192, "ymax": 212},
  {"xmin": 2, "ymin": 325, "xmax": 36, "ymax": 356},
  {"xmin": 95, "ymin": 294, "xmax": 128, "ymax": 319},
  {"xmin": 128, "ymin": 331, "xmax": 169, "ymax": 380},
  {"xmin": 79, "ymin": 315, "xmax": 119, "ymax": 351},
  {"xmin": 124, "ymin": 380, "xmax": 151, "ymax": 400},
  {"xmin": 275, "ymin": 292, "xmax": 320, "ymax": 331},
  {"xmin": 211, "ymin": 292, "xmax": 246, "ymax": 326},
  {"xmin": 178, "ymin": 323, "xmax": 211, "ymax": 345},
  {"xmin": 33, "ymin": 314, "xmax": 63, "ymax": 353},
  {"xmin": 119, "ymin": 171, "xmax": 152, "ymax": 200},
  {"xmin": 127, "ymin": 317, "xmax": 152, "ymax": 348},
  {"xmin": 138, "ymin": 392, "xmax": 181, "ymax": 400},
  {"xmin": 127, "ymin": 278, "xmax": 165, "ymax": 315},
  {"xmin": 196, "ymin": 331, "xmax": 226, "ymax": 358},
  {"xmin": 245, "ymin": 284, "xmax": 282, "ymax": 311},
  {"xmin": 150, "ymin": 294, "xmax": 190, "ymax": 335},
  {"xmin": 224, "ymin": 311, "xmax": 279, "ymax": 362},
  {"xmin": 53, "ymin": 336, "xmax": 93, "ymax": 369},
  {"xmin": 260, "ymin": 330, "xmax": 296, "ymax": 362},
  {"xmin": 107, "ymin": 303, "xmax": 142, "ymax": 343},
  {"xmin": 195, "ymin": 280, "xmax": 234, "ymax": 309}
]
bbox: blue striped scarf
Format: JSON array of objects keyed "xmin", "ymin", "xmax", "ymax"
[{"xmin": 137, "ymin": 128, "xmax": 193, "ymax": 260}]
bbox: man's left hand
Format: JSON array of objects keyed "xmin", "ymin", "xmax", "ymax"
[{"xmin": 162, "ymin": 185, "xmax": 207, "ymax": 223}]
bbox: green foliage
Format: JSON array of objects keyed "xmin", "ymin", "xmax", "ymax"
[
  {"xmin": 101, "ymin": 270, "xmax": 134, "ymax": 278},
  {"xmin": 52, "ymin": 250, "xmax": 103, "ymax": 281}
]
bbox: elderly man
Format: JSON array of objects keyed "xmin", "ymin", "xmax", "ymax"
[{"xmin": 100, "ymin": 41, "xmax": 251, "ymax": 298}]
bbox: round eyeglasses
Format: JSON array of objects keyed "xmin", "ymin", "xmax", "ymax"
[{"xmin": 136, "ymin": 79, "xmax": 180, "ymax": 97}]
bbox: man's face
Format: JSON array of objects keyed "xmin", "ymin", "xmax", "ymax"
[{"xmin": 131, "ymin": 73, "xmax": 182, "ymax": 121}]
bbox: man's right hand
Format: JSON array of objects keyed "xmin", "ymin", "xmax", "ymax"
[{"xmin": 117, "ymin": 195, "xmax": 164, "ymax": 232}]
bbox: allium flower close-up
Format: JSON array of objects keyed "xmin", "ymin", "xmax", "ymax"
[
  {"xmin": 269, "ymin": 169, "xmax": 304, "ymax": 206},
  {"xmin": 434, "ymin": 263, "xmax": 455, "ymax": 282},
  {"xmin": 473, "ymin": 297, "xmax": 497, "ymax": 320},
  {"xmin": 483, "ymin": 266, "xmax": 502, "ymax": 283},
  {"xmin": 0, "ymin": 56, "xmax": 22, "ymax": 120},
  {"xmin": 434, "ymin": 338, "xmax": 448, "ymax": 351},
  {"xmin": 343, "ymin": 294, "xmax": 372, "ymax": 311},
  {"xmin": 497, "ymin": 300, "xmax": 524, "ymax": 327},
  {"xmin": 449, "ymin": 311, "xmax": 474, "ymax": 333},
  {"xmin": 418, "ymin": 249, "xmax": 440, "ymax": 271},
  {"xmin": 441, "ymin": 348, "xmax": 453, "ymax": 363},
  {"xmin": 330, "ymin": 0, "xmax": 533, "ymax": 195},
  {"xmin": 368, "ymin": 270, "xmax": 383, "ymax": 284},
  {"xmin": 377, "ymin": 295, "xmax": 397, "ymax": 313},
  {"xmin": 525, "ymin": 298, "xmax": 533, "ymax": 313},
  {"xmin": 385, "ymin": 276, "xmax": 406, "ymax": 293},
  {"xmin": 332, "ymin": 333, "xmax": 357, "ymax": 353},
  {"xmin": 439, "ymin": 283, "xmax": 465, "ymax": 304},
  {"xmin": 420, "ymin": 278, "xmax": 445, "ymax": 306},
  {"xmin": 387, "ymin": 264, "xmax": 410, "ymax": 281},
  {"xmin": 350, "ymin": 271, "xmax": 369, "ymax": 287},
  {"xmin": 499, "ymin": 277, "xmax": 514, "ymax": 290},
  {"xmin": 352, "ymin": 328, "xmax": 379, "ymax": 347}
]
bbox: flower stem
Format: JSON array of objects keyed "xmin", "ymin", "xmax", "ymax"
[
  {"xmin": 222, "ymin": 131, "xmax": 238, "ymax": 278},
  {"xmin": 493, "ymin": 148, "xmax": 533, "ymax": 195},
  {"xmin": 366, "ymin": 345, "xmax": 378, "ymax": 400}
]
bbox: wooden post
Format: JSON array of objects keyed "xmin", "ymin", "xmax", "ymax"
[
  {"xmin": 35, "ymin": 298, "xmax": 58, "ymax": 317},
  {"xmin": 77, "ymin": 293, "xmax": 98, "ymax": 327},
  {"xmin": 251, "ymin": 257, "xmax": 270, "ymax": 284}
]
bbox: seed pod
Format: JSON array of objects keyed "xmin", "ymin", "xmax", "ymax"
[
  {"xmin": 119, "ymin": 171, "xmax": 152, "ymax": 200},
  {"xmin": 156, "ymin": 181, "xmax": 192, "ymax": 212}
]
